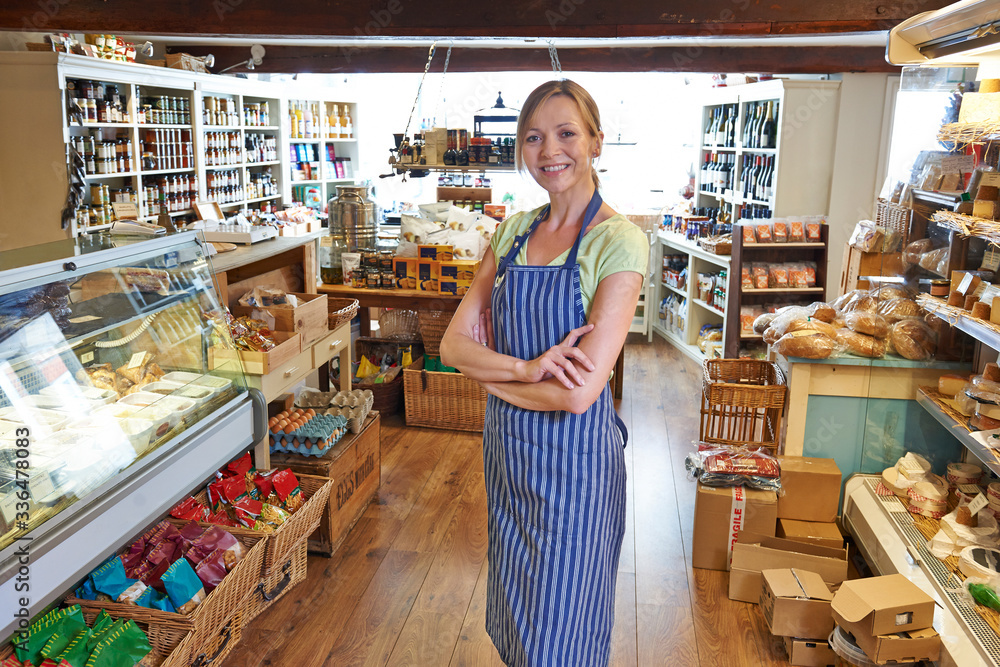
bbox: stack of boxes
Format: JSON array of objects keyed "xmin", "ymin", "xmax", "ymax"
[{"xmin": 393, "ymin": 244, "xmax": 481, "ymax": 295}]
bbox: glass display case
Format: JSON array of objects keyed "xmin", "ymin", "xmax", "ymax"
[{"xmin": 0, "ymin": 231, "xmax": 264, "ymax": 637}]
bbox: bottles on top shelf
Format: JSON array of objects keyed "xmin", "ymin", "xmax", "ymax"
[
  {"xmin": 742, "ymin": 100, "xmax": 778, "ymax": 150},
  {"xmin": 288, "ymin": 101, "xmax": 353, "ymax": 140},
  {"xmin": 704, "ymin": 104, "xmax": 737, "ymax": 148}
]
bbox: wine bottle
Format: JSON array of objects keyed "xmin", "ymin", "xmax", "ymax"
[
  {"xmin": 714, "ymin": 107, "xmax": 727, "ymax": 147},
  {"xmin": 727, "ymin": 105, "xmax": 737, "ymax": 147},
  {"xmin": 701, "ymin": 153, "xmax": 712, "ymax": 190},
  {"xmin": 704, "ymin": 109, "xmax": 716, "ymax": 147},
  {"xmin": 760, "ymin": 101, "xmax": 776, "ymax": 149}
]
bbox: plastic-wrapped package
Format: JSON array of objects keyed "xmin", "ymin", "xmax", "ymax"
[
  {"xmin": 787, "ymin": 263, "xmax": 809, "ymax": 288},
  {"xmin": 848, "ymin": 220, "xmax": 882, "ymax": 252},
  {"xmin": 741, "ymin": 224, "xmax": 757, "ymax": 244},
  {"xmin": 876, "ymin": 297, "xmax": 922, "ymax": 323},
  {"xmin": 773, "ymin": 331, "xmax": 837, "ymax": 359},
  {"xmin": 752, "ymin": 312, "xmax": 776, "ymax": 334},
  {"xmin": 955, "ymin": 384, "xmax": 978, "ymax": 416},
  {"xmin": 890, "ymin": 318, "xmax": 937, "ymax": 360},
  {"xmin": 806, "ymin": 302, "xmax": 836, "ymax": 322},
  {"xmin": 835, "ymin": 328, "xmax": 887, "ymax": 358},
  {"xmin": 789, "ymin": 219, "xmax": 805, "ymax": 243},
  {"xmin": 772, "ymin": 220, "xmax": 788, "ymax": 243},
  {"xmin": 902, "ymin": 238, "xmax": 934, "ymax": 267},
  {"xmin": 755, "ymin": 223, "xmax": 773, "ymax": 243},
  {"xmin": 768, "ymin": 264, "xmax": 789, "ymax": 288},
  {"xmin": 684, "ymin": 444, "xmax": 781, "ymax": 492},
  {"xmin": 831, "ymin": 289, "xmax": 867, "ymax": 312},
  {"xmin": 841, "ymin": 294, "xmax": 878, "ymax": 314},
  {"xmin": 785, "ymin": 317, "xmax": 838, "ymax": 338},
  {"xmin": 871, "ymin": 284, "xmax": 913, "ymax": 301},
  {"xmin": 928, "ymin": 506, "xmax": 1000, "ymax": 559},
  {"xmin": 844, "ymin": 311, "xmax": 889, "ymax": 338},
  {"xmin": 752, "ymin": 264, "xmax": 768, "ymax": 289}
]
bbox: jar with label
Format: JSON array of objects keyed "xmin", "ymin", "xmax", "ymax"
[
  {"xmin": 362, "ymin": 248, "xmax": 379, "ymax": 268},
  {"xmin": 366, "ymin": 268, "xmax": 380, "ymax": 289},
  {"xmin": 380, "ymin": 269, "xmax": 395, "ymax": 289},
  {"xmin": 379, "ymin": 250, "xmax": 394, "ymax": 270},
  {"xmin": 90, "ymin": 184, "xmax": 105, "ymax": 205}
]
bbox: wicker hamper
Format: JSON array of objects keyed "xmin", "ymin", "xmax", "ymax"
[
  {"xmin": 328, "ymin": 297, "xmax": 359, "ymax": 331},
  {"xmin": 404, "ymin": 358, "xmax": 487, "ymax": 432},
  {"xmin": 417, "ymin": 310, "xmax": 453, "ymax": 357},
  {"xmin": 700, "ymin": 358, "xmax": 786, "ymax": 450}
]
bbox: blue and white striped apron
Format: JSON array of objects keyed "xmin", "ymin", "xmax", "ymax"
[{"xmin": 484, "ymin": 191, "xmax": 628, "ymax": 666}]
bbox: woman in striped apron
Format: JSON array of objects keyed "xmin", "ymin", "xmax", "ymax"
[{"xmin": 441, "ymin": 80, "xmax": 648, "ymax": 666}]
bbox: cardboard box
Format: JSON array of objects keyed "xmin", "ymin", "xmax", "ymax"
[
  {"xmin": 439, "ymin": 278, "xmax": 471, "ymax": 296},
  {"xmin": 777, "ymin": 518, "xmax": 844, "ymax": 550},
  {"xmin": 777, "ymin": 456, "xmax": 842, "ymax": 522},
  {"xmin": 418, "ymin": 244, "xmax": 454, "ymax": 262},
  {"xmin": 691, "ymin": 483, "xmax": 777, "ymax": 572},
  {"xmin": 844, "ymin": 626, "xmax": 940, "ymax": 665},
  {"xmin": 484, "ymin": 203, "xmax": 507, "ymax": 221},
  {"xmin": 439, "ymin": 259, "xmax": 479, "ymax": 282},
  {"xmin": 417, "ymin": 259, "xmax": 440, "ymax": 292},
  {"xmin": 728, "ymin": 532, "xmax": 848, "ymax": 603},
  {"xmin": 783, "ymin": 637, "xmax": 837, "ymax": 667},
  {"xmin": 760, "ymin": 569, "xmax": 834, "ymax": 639},
  {"xmin": 830, "ymin": 574, "xmax": 935, "ymax": 637},
  {"xmin": 232, "ymin": 292, "xmax": 329, "ymax": 345},
  {"xmin": 393, "ymin": 258, "xmax": 417, "ymax": 290}
]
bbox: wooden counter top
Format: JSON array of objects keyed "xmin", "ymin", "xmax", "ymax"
[{"xmin": 207, "ymin": 230, "xmax": 323, "ymax": 274}]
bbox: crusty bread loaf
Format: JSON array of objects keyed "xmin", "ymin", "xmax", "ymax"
[
  {"xmin": 807, "ymin": 302, "xmax": 837, "ymax": 323},
  {"xmin": 762, "ymin": 326, "xmax": 782, "ymax": 345},
  {"xmin": 836, "ymin": 328, "xmax": 887, "ymax": 358},
  {"xmin": 753, "ymin": 312, "xmax": 776, "ymax": 335},
  {"xmin": 786, "ymin": 318, "xmax": 838, "ymax": 338},
  {"xmin": 871, "ymin": 285, "xmax": 911, "ymax": 301},
  {"xmin": 986, "ymin": 363, "xmax": 1000, "ymax": 383},
  {"xmin": 842, "ymin": 295, "xmax": 879, "ymax": 314},
  {"xmin": 831, "ymin": 289, "xmax": 867, "ymax": 312},
  {"xmin": 844, "ymin": 311, "xmax": 889, "ymax": 338},
  {"xmin": 890, "ymin": 319, "xmax": 937, "ymax": 361},
  {"xmin": 773, "ymin": 330, "xmax": 835, "ymax": 359},
  {"xmin": 876, "ymin": 297, "xmax": 921, "ymax": 323}
]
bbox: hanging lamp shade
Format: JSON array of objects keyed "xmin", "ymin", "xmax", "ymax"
[{"xmin": 474, "ymin": 92, "xmax": 519, "ymax": 138}]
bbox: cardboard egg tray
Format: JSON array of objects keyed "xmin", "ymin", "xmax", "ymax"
[{"xmin": 268, "ymin": 409, "xmax": 349, "ymax": 458}]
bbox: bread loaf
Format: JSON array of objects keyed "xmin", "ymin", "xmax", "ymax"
[
  {"xmin": 842, "ymin": 295, "xmax": 878, "ymax": 315},
  {"xmin": 831, "ymin": 289, "xmax": 867, "ymax": 312},
  {"xmin": 773, "ymin": 330, "xmax": 835, "ymax": 359},
  {"xmin": 890, "ymin": 319, "xmax": 937, "ymax": 361},
  {"xmin": 807, "ymin": 302, "xmax": 836, "ymax": 323},
  {"xmin": 871, "ymin": 285, "xmax": 911, "ymax": 301},
  {"xmin": 786, "ymin": 318, "xmax": 838, "ymax": 338},
  {"xmin": 836, "ymin": 328, "xmax": 887, "ymax": 358},
  {"xmin": 903, "ymin": 238, "xmax": 933, "ymax": 266},
  {"xmin": 762, "ymin": 326, "xmax": 782, "ymax": 345},
  {"xmin": 844, "ymin": 311, "xmax": 889, "ymax": 338},
  {"xmin": 876, "ymin": 297, "xmax": 921, "ymax": 323}
]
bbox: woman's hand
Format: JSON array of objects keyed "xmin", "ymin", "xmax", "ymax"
[
  {"xmin": 472, "ymin": 309, "xmax": 495, "ymax": 350},
  {"xmin": 515, "ymin": 324, "xmax": 596, "ymax": 389}
]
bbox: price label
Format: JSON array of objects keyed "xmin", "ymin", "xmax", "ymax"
[
  {"xmin": 0, "ymin": 493, "xmax": 19, "ymax": 524},
  {"xmin": 30, "ymin": 471, "xmax": 55, "ymax": 501},
  {"xmin": 980, "ymin": 172, "xmax": 1000, "ymax": 188},
  {"xmin": 942, "ymin": 155, "xmax": 975, "ymax": 174},
  {"xmin": 969, "ymin": 492, "xmax": 990, "ymax": 516},
  {"xmin": 112, "ymin": 202, "xmax": 139, "ymax": 220},
  {"xmin": 127, "ymin": 351, "xmax": 147, "ymax": 369}
]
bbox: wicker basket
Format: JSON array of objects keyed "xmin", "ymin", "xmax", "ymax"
[
  {"xmin": 417, "ymin": 310, "xmax": 454, "ymax": 357},
  {"xmin": 328, "ymin": 297, "xmax": 359, "ymax": 331},
  {"xmin": 403, "ymin": 365, "xmax": 487, "ymax": 432},
  {"xmin": 0, "ymin": 615, "xmax": 242, "ymax": 667},
  {"xmin": 699, "ymin": 235, "xmax": 732, "ymax": 255},
  {"xmin": 191, "ymin": 474, "xmax": 332, "ymax": 578},
  {"xmin": 874, "ymin": 198, "xmax": 912, "ymax": 243},
  {"xmin": 65, "ymin": 527, "xmax": 267, "ymax": 665},
  {"xmin": 700, "ymin": 358, "xmax": 786, "ymax": 450},
  {"xmin": 244, "ymin": 540, "xmax": 308, "ymax": 625},
  {"xmin": 354, "ymin": 337, "xmax": 414, "ymax": 415}
]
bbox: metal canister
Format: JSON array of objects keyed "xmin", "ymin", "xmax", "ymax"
[{"xmin": 328, "ymin": 184, "xmax": 380, "ymax": 251}]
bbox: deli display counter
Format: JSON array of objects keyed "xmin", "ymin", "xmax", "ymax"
[{"xmin": 0, "ymin": 231, "xmax": 265, "ymax": 638}]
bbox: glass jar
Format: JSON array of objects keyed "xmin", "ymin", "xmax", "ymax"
[
  {"xmin": 379, "ymin": 250, "xmax": 394, "ymax": 271},
  {"xmin": 320, "ymin": 232, "xmax": 347, "ymax": 285},
  {"xmin": 380, "ymin": 269, "xmax": 395, "ymax": 289},
  {"xmin": 366, "ymin": 268, "xmax": 380, "ymax": 289}
]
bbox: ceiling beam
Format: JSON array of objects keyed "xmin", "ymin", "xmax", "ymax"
[
  {"xmin": 0, "ymin": 0, "xmax": 949, "ymax": 39},
  {"xmin": 173, "ymin": 45, "xmax": 899, "ymax": 74}
]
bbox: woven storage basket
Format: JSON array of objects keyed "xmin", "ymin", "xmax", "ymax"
[
  {"xmin": 700, "ymin": 358, "xmax": 786, "ymax": 450},
  {"xmin": 243, "ymin": 540, "xmax": 308, "ymax": 625},
  {"xmin": 191, "ymin": 474, "xmax": 332, "ymax": 578},
  {"xmin": 328, "ymin": 297, "xmax": 359, "ymax": 331},
  {"xmin": 354, "ymin": 337, "xmax": 419, "ymax": 415},
  {"xmin": 404, "ymin": 366, "xmax": 487, "ymax": 432},
  {"xmin": 64, "ymin": 527, "xmax": 266, "ymax": 665},
  {"xmin": 0, "ymin": 614, "xmax": 242, "ymax": 667},
  {"xmin": 417, "ymin": 310, "xmax": 453, "ymax": 357},
  {"xmin": 698, "ymin": 235, "xmax": 732, "ymax": 256}
]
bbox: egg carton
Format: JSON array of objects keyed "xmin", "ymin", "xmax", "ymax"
[
  {"xmin": 325, "ymin": 389, "xmax": 374, "ymax": 433},
  {"xmin": 268, "ymin": 413, "xmax": 349, "ymax": 458}
]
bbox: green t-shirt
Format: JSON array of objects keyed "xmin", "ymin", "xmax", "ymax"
[{"xmin": 490, "ymin": 206, "xmax": 650, "ymax": 317}]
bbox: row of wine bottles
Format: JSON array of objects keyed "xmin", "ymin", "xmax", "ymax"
[
  {"xmin": 703, "ymin": 100, "xmax": 778, "ymax": 150},
  {"xmin": 700, "ymin": 153, "xmax": 775, "ymax": 202}
]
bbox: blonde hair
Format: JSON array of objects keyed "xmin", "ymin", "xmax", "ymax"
[{"xmin": 515, "ymin": 79, "xmax": 602, "ymax": 188}]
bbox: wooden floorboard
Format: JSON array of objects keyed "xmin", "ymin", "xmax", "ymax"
[{"xmin": 225, "ymin": 335, "xmax": 793, "ymax": 666}]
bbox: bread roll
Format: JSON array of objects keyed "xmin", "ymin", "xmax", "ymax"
[
  {"xmin": 773, "ymin": 330, "xmax": 835, "ymax": 359},
  {"xmin": 844, "ymin": 311, "xmax": 889, "ymax": 338},
  {"xmin": 786, "ymin": 318, "xmax": 838, "ymax": 338},
  {"xmin": 831, "ymin": 289, "xmax": 867, "ymax": 312},
  {"xmin": 842, "ymin": 295, "xmax": 878, "ymax": 315},
  {"xmin": 871, "ymin": 285, "xmax": 911, "ymax": 301},
  {"xmin": 876, "ymin": 298, "xmax": 921, "ymax": 323},
  {"xmin": 762, "ymin": 326, "xmax": 782, "ymax": 345},
  {"xmin": 807, "ymin": 302, "xmax": 836, "ymax": 323},
  {"xmin": 836, "ymin": 328, "xmax": 887, "ymax": 358},
  {"xmin": 890, "ymin": 319, "xmax": 937, "ymax": 361},
  {"xmin": 753, "ymin": 312, "xmax": 776, "ymax": 335}
]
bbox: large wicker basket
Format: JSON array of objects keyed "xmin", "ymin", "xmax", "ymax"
[
  {"xmin": 328, "ymin": 297, "xmax": 359, "ymax": 331},
  {"xmin": 874, "ymin": 198, "xmax": 912, "ymax": 244},
  {"xmin": 699, "ymin": 358, "xmax": 786, "ymax": 450},
  {"xmin": 404, "ymin": 363, "xmax": 487, "ymax": 432},
  {"xmin": 353, "ymin": 337, "xmax": 420, "ymax": 415},
  {"xmin": 417, "ymin": 310, "xmax": 453, "ymax": 357}
]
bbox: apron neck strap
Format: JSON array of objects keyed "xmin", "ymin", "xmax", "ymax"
[
  {"xmin": 564, "ymin": 189, "xmax": 603, "ymax": 268},
  {"xmin": 497, "ymin": 205, "xmax": 549, "ymax": 275}
]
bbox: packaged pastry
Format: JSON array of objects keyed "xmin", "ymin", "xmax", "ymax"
[
  {"xmin": 755, "ymin": 223, "xmax": 773, "ymax": 243},
  {"xmin": 772, "ymin": 220, "xmax": 788, "ymax": 243},
  {"xmin": 170, "ymin": 496, "xmax": 209, "ymax": 521},
  {"xmin": 194, "ymin": 549, "xmax": 228, "ymax": 593},
  {"xmin": 805, "ymin": 220, "xmax": 823, "ymax": 241},
  {"xmin": 741, "ymin": 265, "xmax": 752, "ymax": 289},
  {"xmin": 802, "ymin": 263, "xmax": 817, "ymax": 287},
  {"xmin": 789, "ymin": 220, "xmax": 805, "ymax": 243},
  {"xmin": 752, "ymin": 264, "xmax": 769, "ymax": 290},
  {"xmin": 787, "ymin": 263, "xmax": 809, "ymax": 288},
  {"xmin": 768, "ymin": 265, "xmax": 789, "ymax": 289},
  {"xmin": 742, "ymin": 224, "xmax": 756, "ymax": 244},
  {"xmin": 806, "ymin": 302, "xmax": 836, "ymax": 323}
]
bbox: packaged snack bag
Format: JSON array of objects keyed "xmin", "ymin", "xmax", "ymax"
[
  {"xmin": 272, "ymin": 469, "xmax": 304, "ymax": 513},
  {"xmin": 162, "ymin": 559, "xmax": 206, "ymax": 614}
]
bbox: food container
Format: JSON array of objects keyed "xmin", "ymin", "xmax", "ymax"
[
  {"xmin": 40, "ymin": 385, "xmax": 118, "ymax": 404},
  {"xmin": 172, "ymin": 384, "xmax": 215, "ymax": 406},
  {"xmin": 160, "ymin": 370, "xmax": 202, "ymax": 384},
  {"xmin": 142, "ymin": 381, "xmax": 185, "ymax": 396},
  {"xmin": 120, "ymin": 391, "xmax": 196, "ymax": 421},
  {"xmin": 96, "ymin": 403, "xmax": 174, "ymax": 438},
  {"xmin": 0, "ymin": 407, "xmax": 69, "ymax": 434},
  {"xmin": 160, "ymin": 371, "xmax": 233, "ymax": 394},
  {"xmin": 69, "ymin": 414, "xmax": 157, "ymax": 455}
]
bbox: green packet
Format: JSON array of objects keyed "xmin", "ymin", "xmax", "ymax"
[
  {"xmin": 84, "ymin": 619, "xmax": 151, "ymax": 667},
  {"xmin": 15, "ymin": 605, "xmax": 86, "ymax": 666}
]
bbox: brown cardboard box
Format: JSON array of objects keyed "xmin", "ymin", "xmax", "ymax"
[
  {"xmin": 777, "ymin": 456, "xmax": 842, "ymax": 522},
  {"xmin": 418, "ymin": 244, "xmax": 454, "ymax": 262},
  {"xmin": 783, "ymin": 637, "xmax": 836, "ymax": 667},
  {"xmin": 830, "ymin": 574, "xmax": 935, "ymax": 637},
  {"xmin": 691, "ymin": 483, "xmax": 777, "ymax": 572},
  {"xmin": 760, "ymin": 569, "xmax": 834, "ymax": 639},
  {"xmin": 777, "ymin": 518, "xmax": 844, "ymax": 550},
  {"xmin": 728, "ymin": 532, "xmax": 848, "ymax": 603},
  {"xmin": 849, "ymin": 626, "xmax": 940, "ymax": 665}
]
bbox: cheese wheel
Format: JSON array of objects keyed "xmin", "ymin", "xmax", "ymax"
[
  {"xmin": 989, "ymin": 482, "xmax": 1000, "ymax": 504},
  {"xmin": 939, "ymin": 374, "xmax": 968, "ymax": 396},
  {"xmin": 907, "ymin": 503, "xmax": 947, "ymax": 520},
  {"xmin": 986, "ymin": 363, "xmax": 1000, "ymax": 383},
  {"xmin": 976, "ymin": 402, "xmax": 1000, "ymax": 421},
  {"xmin": 959, "ymin": 547, "xmax": 1000, "ymax": 579},
  {"xmin": 897, "ymin": 453, "xmax": 932, "ymax": 481},
  {"xmin": 881, "ymin": 467, "xmax": 910, "ymax": 498},
  {"xmin": 910, "ymin": 480, "xmax": 948, "ymax": 503},
  {"xmin": 972, "ymin": 411, "xmax": 1000, "ymax": 430},
  {"xmin": 956, "ymin": 484, "xmax": 984, "ymax": 505}
]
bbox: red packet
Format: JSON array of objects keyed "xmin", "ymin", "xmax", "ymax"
[
  {"xmin": 170, "ymin": 496, "xmax": 209, "ymax": 521},
  {"xmin": 272, "ymin": 469, "xmax": 304, "ymax": 513},
  {"xmin": 233, "ymin": 497, "xmax": 263, "ymax": 529},
  {"xmin": 206, "ymin": 509, "xmax": 238, "ymax": 528},
  {"xmin": 225, "ymin": 452, "xmax": 254, "ymax": 478}
]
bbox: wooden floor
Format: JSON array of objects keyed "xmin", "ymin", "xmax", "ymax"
[{"xmin": 223, "ymin": 335, "xmax": 792, "ymax": 666}]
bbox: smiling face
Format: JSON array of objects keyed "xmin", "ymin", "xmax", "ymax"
[{"xmin": 520, "ymin": 94, "xmax": 602, "ymax": 198}]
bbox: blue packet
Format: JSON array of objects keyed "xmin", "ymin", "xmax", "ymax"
[{"xmin": 161, "ymin": 558, "xmax": 206, "ymax": 614}]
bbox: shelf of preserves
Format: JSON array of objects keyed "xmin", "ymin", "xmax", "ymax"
[
  {"xmin": 217, "ymin": 201, "xmax": 244, "ymax": 208},
  {"xmin": 205, "ymin": 162, "xmax": 246, "ymax": 170},
  {"xmin": 246, "ymin": 195, "xmax": 281, "ymax": 204},
  {"xmin": 658, "ymin": 231, "xmax": 732, "ymax": 269},
  {"xmin": 203, "ymin": 124, "xmax": 242, "ymax": 130},
  {"xmin": 85, "ymin": 171, "xmax": 137, "ymax": 179},
  {"xmin": 139, "ymin": 167, "xmax": 196, "ymax": 176},
  {"xmin": 76, "ymin": 122, "xmax": 131, "ymax": 128},
  {"xmin": 244, "ymin": 125, "xmax": 280, "ymax": 131},
  {"xmin": 392, "ymin": 163, "xmax": 516, "ymax": 173},
  {"xmin": 741, "ymin": 242, "xmax": 825, "ymax": 249},
  {"xmin": 137, "ymin": 124, "xmax": 190, "ymax": 130},
  {"xmin": 246, "ymin": 160, "xmax": 281, "ymax": 167},
  {"xmin": 915, "ymin": 387, "xmax": 1000, "ymax": 478},
  {"xmin": 842, "ymin": 476, "xmax": 997, "ymax": 667},
  {"xmin": 662, "ymin": 282, "xmax": 687, "ymax": 298}
]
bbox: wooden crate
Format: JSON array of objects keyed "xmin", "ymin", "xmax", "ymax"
[
  {"xmin": 839, "ymin": 245, "xmax": 905, "ymax": 293},
  {"xmin": 208, "ymin": 331, "xmax": 301, "ymax": 375},
  {"xmin": 269, "ymin": 413, "xmax": 381, "ymax": 556},
  {"xmin": 278, "ymin": 221, "xmax": 311, "ymax": 237},
  {"xmin": 232, "ymin": 293, "xmax": 329, "ymax": 345}
]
